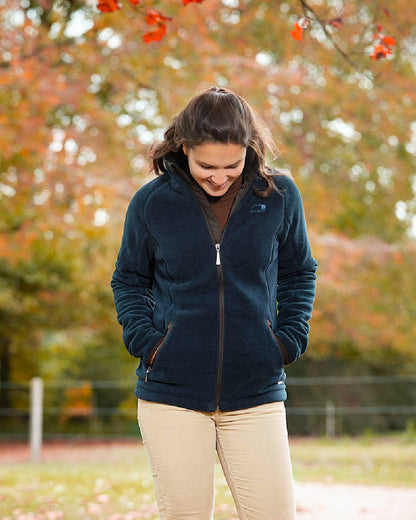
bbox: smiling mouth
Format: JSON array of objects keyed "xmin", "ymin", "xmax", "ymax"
[{"xmin": 208, "ymin": 180, "xmax": 228, "ymax": 189}]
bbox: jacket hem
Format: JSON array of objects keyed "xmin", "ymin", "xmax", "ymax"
[
  {"xmin": 135, "ymin": 384, "xmax": 286, "ymax": 412},
  {"xmin": 135, "ymin": 384, "xmax": 218, "ymax": 412},
  {"xmin": 218, "ymin": 389, "xmax": 287, "ymax": 412}
]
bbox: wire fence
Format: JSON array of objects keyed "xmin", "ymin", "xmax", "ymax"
[{"xmin": 1, "ymin": 375, "xmax": 416, "ymax": 447}]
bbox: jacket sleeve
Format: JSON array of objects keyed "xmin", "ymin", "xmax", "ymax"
[
  {"xmin": 275, "ymin": 177, "xmax": 317, "ymax": 365},
  {"xmin": 111, "ymin": 190, "xmax": 164, "ymax": 359}
]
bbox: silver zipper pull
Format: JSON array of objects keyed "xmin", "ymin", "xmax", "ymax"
[{"xmin": 215, "ymin": 243, "xmax": 221, "ymax": 266}]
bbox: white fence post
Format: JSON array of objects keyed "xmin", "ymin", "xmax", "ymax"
[
  {"xmin": 325, "ymin": 400, "xmax": 336, "ymax": 438},
  {"xmin": 30, "ymin": 377, "xmax": 43, "ymax": 463}
]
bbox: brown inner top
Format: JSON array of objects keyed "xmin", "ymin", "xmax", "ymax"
[{"xmin": 204, "ymin": 174, "xmax": 243, "ymax": 232}]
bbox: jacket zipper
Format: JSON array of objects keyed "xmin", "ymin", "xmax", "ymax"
[
  {"xmin": 215, "ymin": 243, "xmax": 221, "ymax": 265},
  {"xmin": 215, "ymin": 244, "xmax": 224, "ymax": 407},
  {"xmin": 212, "ymin": 182, "xmax": 253, "ymax": 408},
  {"xmin": 184, "ymin": 173, "xmax": 252, "ymax": 409},
  {"xmin": 213, "ymin": 183, "xmax": 251, "ymax": 408},
  {"xmin": 145, "ymin": 322, "xmax": 173, "ymax": 382}
]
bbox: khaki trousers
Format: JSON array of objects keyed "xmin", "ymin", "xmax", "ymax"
[{"xmin": 137, "ymin": 400, "xmax": 296, "ymax": 520}]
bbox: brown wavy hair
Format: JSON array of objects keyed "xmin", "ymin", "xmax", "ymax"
[{"xmin": 149, "ymin": 86, "xmax": 279, "ymax": 197}]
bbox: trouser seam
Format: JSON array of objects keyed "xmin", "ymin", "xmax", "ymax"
[{"xmin": 216, "ymin": 431, "xmax": 247, "ymax": 520}]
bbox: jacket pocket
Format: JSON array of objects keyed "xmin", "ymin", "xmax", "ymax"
[
  {"xmin": 267, "ymin": 319, "xmax": 290, "ymax": 366},
  {"xmin": 145, "ymin": 322, "xmax": 173, "ymax": 382}
]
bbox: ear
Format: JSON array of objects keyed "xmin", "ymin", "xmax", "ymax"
[{"xmin": 182, "ymin": 145, "xmax": 188, "ymax": 156}]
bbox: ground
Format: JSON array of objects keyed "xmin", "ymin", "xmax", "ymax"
[
  {"xmin": 295, "ymin": 482, "xmax": 416, "ymax": 520},
  {"xmin": 1, "ymin": 442, "xmax": 415, "ymax": 519}
]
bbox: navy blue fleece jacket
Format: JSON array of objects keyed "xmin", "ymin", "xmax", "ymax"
[{"xmin": 111, "ymin": 153, "xmax": 317, "ymax": 412}]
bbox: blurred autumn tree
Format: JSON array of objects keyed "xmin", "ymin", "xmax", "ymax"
[{"xmin": 1, "ymin": 0, "xmax": 416, "ymax": 409}]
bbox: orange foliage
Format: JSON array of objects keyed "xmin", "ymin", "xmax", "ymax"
[
  {"xmin": 370, "ymin": 31, "xmax": 396, "ymax": 60},
  {"xmin": 96, "ymin": 0, "xmax": 204, "ymax": 42},
  {"xmin": 310, "ymin": 231, "xmax": 416, "ymax": 361},
  {"xmin": 291, "ymin": 2, "xmax": 396, "ymax": 62},
  {"xmin": 145, "ymin": 9, "xmax": 172, "ymax": 24},
  {"xmin": 143, "ymin": 23, "xmax": 168, "ymax": 43},
  {"xmin": 97, "ymin": 0, "xmax": 121, "ymax": 13},
  {"xmin": 1, "ymin": 0, "xmax": 416, "ymax": 377},
  {"xmin": 59, "ymin": 382, "xmax": 93, "ymax": 424},
  {"xmin": 290, "ymin": 22, "xmax": 303, "ymax": 41}
]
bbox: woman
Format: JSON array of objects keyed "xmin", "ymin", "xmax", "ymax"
[{"xmin": 111, "ymin": 86, "xmax": 317, "ymax": 520}]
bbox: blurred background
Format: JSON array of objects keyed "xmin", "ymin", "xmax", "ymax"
[{"xmin": 1, "ymin": 0, "xmax": 416, "ymax": 441}]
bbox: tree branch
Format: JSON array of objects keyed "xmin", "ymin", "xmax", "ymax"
[{"xmin": 298, "ymin": 0, "xmax": 375, "ymax": 83}]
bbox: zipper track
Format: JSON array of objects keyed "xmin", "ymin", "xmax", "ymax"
[
  {"xmin": 215, "ymin": 263, "xmax": 225, "ymax": 408},
  {"xmin": 213, "ymin": 191, "xmax": 247, "ymax": 408}
]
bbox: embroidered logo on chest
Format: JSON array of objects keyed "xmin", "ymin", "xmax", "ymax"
[{"xmin": 250, "ymin": 204, "xmax": 266, "ymax": 213}]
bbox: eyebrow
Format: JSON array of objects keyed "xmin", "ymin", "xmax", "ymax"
[{"xmin": 196, "ymin": 159, "xmax": 244, "ymax": 169}]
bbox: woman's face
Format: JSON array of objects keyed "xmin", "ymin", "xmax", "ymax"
[{"xmin": 184, "ymin": 142, "xmax": 247, "ymax": 197}]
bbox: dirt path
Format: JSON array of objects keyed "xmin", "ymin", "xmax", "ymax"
[{"xmin": 295, "ymin": 482, "xmax": 416, "ymax": 520}]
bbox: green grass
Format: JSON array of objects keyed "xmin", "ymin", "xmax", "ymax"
[
  {"xmin": 1, "ymin": 435, "xmax": 415, "ymax": 519},
  {"xmin": 0, "ymin": 445, "xmax": 238, "ymax": 520},
  {"xmin": 291, "ymin": 435, "xmax": 416, "ymax": 487}
]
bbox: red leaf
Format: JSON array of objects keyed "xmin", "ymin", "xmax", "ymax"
[
  {"xmin": 290, "ymin": 22, "xmax": 303, "ymax": 41},
  {"xmin": 128, "ymin": 0, "xmax": 141, "ymax": 4},
  {"xmin": 370, "ymin": 44, "xmax": 391, "ymax": 60},
  {"xmin": 328, "ymin": 17, "xmax": 343, "ymax": 28},
  {"xmin": 145, "ymin": 9, "xmax": 160, "ymax": 25},
  {"xmin": 382, "ymin": 35, "xmax": 396, "ymax": 47},
  {"xmin": 97, "ymin": 0, "xmax": 120, "ymax": 12},
  {"xmin": 145, "ymin": 9, "xmax": 172, "ymax": 25},
  {"xmin": 143, "ymin": 23, "xmax": 167, "ymax": 43},
  {"xmin": 182, "ymin": 0, "xmax": 204, "ymax": 4}
]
